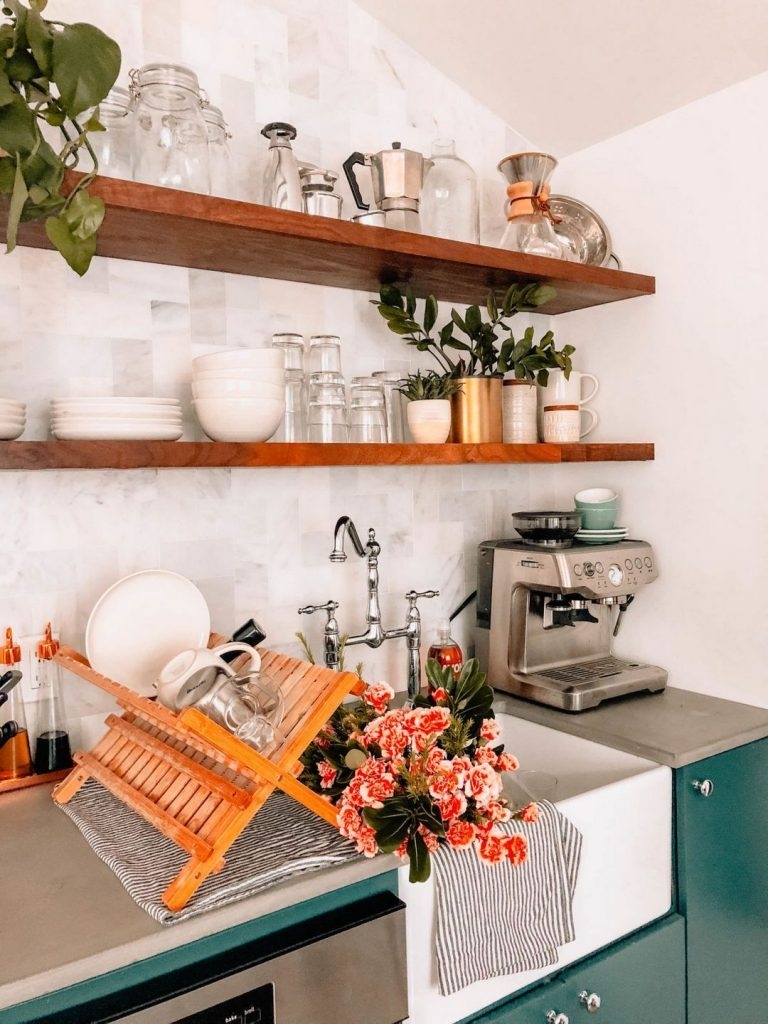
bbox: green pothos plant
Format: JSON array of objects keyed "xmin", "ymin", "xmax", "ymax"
[
  {"xmin": 373, "ymin": 282, "xmax": 575, "ymax": 385},
  {"xmin": 0, "ymin": 0, "xmax": 121, "ymax": 274}
]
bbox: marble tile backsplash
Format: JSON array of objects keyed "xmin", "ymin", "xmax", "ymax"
[{"xmin": 1, "ymin": 0, "xmax": 540, "ymax": 745}]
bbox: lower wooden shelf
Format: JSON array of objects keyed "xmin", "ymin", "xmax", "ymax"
[{"xmin": 0, "ymin": 440, "xmax": 654, "ymax": 470}]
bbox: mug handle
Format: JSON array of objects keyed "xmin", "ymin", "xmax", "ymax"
[
  {"xmin": 579, "ymin": 373, "xmax": 599, "ymax": 405},
  {"xmin": 213, "ymin": 642, "xmax": 261, "ymax": 674},
  {"xmin": 579, "ymin": 407, "xmax": 599, "ymax": 438}
]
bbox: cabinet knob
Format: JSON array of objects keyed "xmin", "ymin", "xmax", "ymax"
[
  {"xmin": 578, "ymin": 990, "xmax": 602, "ymax": 1013},
  {"xmin": 546, "ymin": 1013, "xmax": 570, "ymax": 1024},
  {"xmin": 692, "ymin": 778, "xmax": 714, "ymax": 797}
]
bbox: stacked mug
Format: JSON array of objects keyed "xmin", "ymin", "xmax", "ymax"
[{"xmin": 539, "ymin": 370, "xmax": 599, "ymax": 443}]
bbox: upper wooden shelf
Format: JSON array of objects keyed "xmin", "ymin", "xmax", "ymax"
[
  {"xmin": 0, "ymin": 441, "xmax": 654, "ymax": 471},
  {"xmin": 0, "ymin": 174, "xmax": 655, "ymax": 314}
]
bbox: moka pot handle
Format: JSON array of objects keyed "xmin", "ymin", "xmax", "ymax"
[{"xmin": 342, "ymin": 152, "xmax": 370, "ymax": 211}]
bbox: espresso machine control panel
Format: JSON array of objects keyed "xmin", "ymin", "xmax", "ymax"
[{"xmin": 511, "ymin": 541, "xmax": 659, "ymax": 598}]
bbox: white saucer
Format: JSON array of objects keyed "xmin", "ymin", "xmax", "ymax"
[
  {"xmin": 86, "ymin": 570, "xmax": 211, "ymax": 695},
  {"xmin": 51, "ymin": 423, "xmax": 183, "ymax": 440}
]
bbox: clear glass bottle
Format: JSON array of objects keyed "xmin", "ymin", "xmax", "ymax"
[
  {"xmin": 203, "ymin": 104, "xmax": 233, "ymax": 198},
  {"xmin": 91, "ymin": 86, "xmax": 134, "ymax": 180},
  {"xmin": 421, "ymin": 139, "xmax": 479, "ymax": 244},
  {"xmin": 427, "ymin": 619, "xmax": 463, "ymax": 690},
  {"xmin": 129, "ymin": 63, "xmax": 210, "ymax": 193},
  {"xmin": 33, "ymin": 623, "xmax": 73, "ymax": 774},
  {"xmin": 0, "ymin": 627, "xmax": 32, "ymax": 780}
]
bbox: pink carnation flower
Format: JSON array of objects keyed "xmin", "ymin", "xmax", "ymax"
[
  {"xmin": 317, "ymin": 760, "xmax": 338, "ymax": 789},
  {"xmin": 363, "ymin": 681, "xmax": 395, "ymax": 715},
  {"xmin": 480, "ymin": 718, "xmax": 501, "ymax": 742}
]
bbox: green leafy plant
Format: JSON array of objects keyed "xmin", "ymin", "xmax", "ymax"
[
  {"xmin": 300, "ymin": 661, "xmax": 539, "ymax": 883},
  {"xmin": 0, "ymin": 0, "xmax": 121, "ymax": 275},
  {"xmin": 373, "ymin": 282, "xmax": 575, "ymax": 385},
  {"xmin": 395, "ymin": 369, "xmax": 462, "ymax": 402}
]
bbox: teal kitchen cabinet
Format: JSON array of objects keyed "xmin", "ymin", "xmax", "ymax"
[
  {"xmin": 676, "ymin": 737, "xmax": 768, "ymax": 1024},
  {"xmin": 464, "ymin": 915, "xmax": 686, "ymax": 1024}
]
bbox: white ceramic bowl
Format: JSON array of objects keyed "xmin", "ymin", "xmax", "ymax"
[
  {"xmin": 192, "ymin": 349, "xmax": 284, "ymax": 373},
  {"xmin": 193, "ymin": 396, "xmax": 285, "ymax": 442},
  {"xmin": 191, "ymin": 379, "xmax": 284, "ymax": 401},
  {"xmin": 0, "ymin": 399, "xmax": 25, "ymax": 412},
  {"xmin": 0, "ymin": 422, "xmax": 25, "ymax": 440},
  {"xmin": 192, "ymin": 368, "xmax": 286, "ymax": 386},
  {"xmin": 0, "ymin": 413, "xmax": 26, "ymax": 426}
]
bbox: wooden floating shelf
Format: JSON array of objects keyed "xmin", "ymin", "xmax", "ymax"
[
  {"xmin": 0, "ymin": 173, "xmax": 655, "ymax": 314},
  {"xmin": 0, "ymin": 441, "xmax": 654, "ymax": 471}
]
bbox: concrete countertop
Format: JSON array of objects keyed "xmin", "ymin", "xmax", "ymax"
[
  {"xmin": 493, "ymin": 686, "xmax": 768, "ymax": 768},
  {"xmin": 0, "ymin": 783, "xmax": 394, "ymax": 1013}
]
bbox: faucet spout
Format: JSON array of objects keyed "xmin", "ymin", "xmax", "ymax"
[{"xmin": 330, "ymin": 516, "xmax": 368, "ymax": 562}]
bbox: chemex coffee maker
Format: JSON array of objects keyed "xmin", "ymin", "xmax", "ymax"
[{"xmin": 476, "ymin": 510, "xmax": 668, "ymax": 711}]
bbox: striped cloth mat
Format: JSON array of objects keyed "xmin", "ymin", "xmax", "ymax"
[
  {"xmin": 57, "ymin": 779, "xmax": 359, "ymax": 925},
  {"xmin": 432, "ymin": 801, "xmax": 582, "ymax": 996}
]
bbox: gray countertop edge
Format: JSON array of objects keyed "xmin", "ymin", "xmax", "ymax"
[{"xmin": 492, "ymin": 687, "xmax": 768, "ymax": 768}]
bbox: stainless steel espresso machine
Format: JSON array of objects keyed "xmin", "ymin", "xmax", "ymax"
[{"xmin": 476, "ymin": 539, "xmax": 668, "ymax": 711}]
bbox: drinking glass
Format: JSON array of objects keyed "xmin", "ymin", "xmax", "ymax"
[
  {"xmin": 349, "ymin": 404, "xmax": 387, "ymax": 443},
  {"xmin": 372, "ymin": 370, "xmax": 406, "ymax": 443},
  {"xmin": 273, "ymin": 369, "xmax": 306, "ymax": 442},
  {"xmin": 272, "ymin": 332, "xmax": 305, "ymax": 372},
  {"xmin": 308, "ymin": 372, "xmax": 346, "ymax": 402},
  {"xmin": 308, "ymin": 394, "xmax": 348, "ymax": 442},
  {"xmin": 308, "ymin": 335, "xmax": 343, "ymax": 375}
]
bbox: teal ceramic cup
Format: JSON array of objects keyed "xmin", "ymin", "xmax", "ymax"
[{"xmin": 574, "ymin": 488, "xmax": 618, "ymax": 530}]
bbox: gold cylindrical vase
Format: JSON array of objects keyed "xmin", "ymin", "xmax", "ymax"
[{"xmin": 450, "ymin": 377, "xmax": 503, "ymax": 443}]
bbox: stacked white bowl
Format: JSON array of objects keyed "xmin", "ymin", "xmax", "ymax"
[
  {"xmin": 0, "ymin": 398, "xmax": 26, "ymax": 440},
  {"xmin": 50, "ymin": 397, "xmax": 183, "ymax": 440},
  {"xmin": 191, "ymin": 349, "xmax": 285, "ymax": 442}
]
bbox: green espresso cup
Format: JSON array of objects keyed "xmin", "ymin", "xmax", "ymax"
[{"xmin": 574, "ymin": 488, "xmax": 619, "ymax": 530}]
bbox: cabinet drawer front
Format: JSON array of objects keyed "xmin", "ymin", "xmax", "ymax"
[
  {"xmin": 556, "ymin": 916, "xmax": 685, "ymax": 1024},
  {"xmin": 677, "ymin": 738, "xmax": 768, "ymax": 1023}
]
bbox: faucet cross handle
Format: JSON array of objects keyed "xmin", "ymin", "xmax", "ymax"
[
  {"xmin": 298, "ymin": 600, "xmax": 339, "ymax": 621},
  {"xmin": 405, "ymin": 589, "xmax": 440, "ymax": 608}
]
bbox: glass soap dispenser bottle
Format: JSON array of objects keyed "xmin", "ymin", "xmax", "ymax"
[
  {"xmin": 33, "ymin": 623, "xmax": 73, "ymax": 774},
  {"xmin": 0, "ymin": 627, "xmax": 32, "ymax": 780},
  {"xmin": 420, "ymin": 138, "xmax": 479, "ymax": 244},
  {"xmin": 427, "ymin": 618, "xmax": 464, "ymax": 691}
]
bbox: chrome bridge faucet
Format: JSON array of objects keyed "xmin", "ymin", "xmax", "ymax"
[{"xmin": 299, "ymin": 516, "xmax": 438, "ymax": 699}]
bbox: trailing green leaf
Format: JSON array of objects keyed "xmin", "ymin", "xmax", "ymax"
[{"xmin": 51, "ymin": 22, "xmax": 120, "ymax": 117}]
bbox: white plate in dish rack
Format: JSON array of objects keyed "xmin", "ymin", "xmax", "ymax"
[{"xmin": 85, "ymin": 570, "xmax": 211, "ymax": 695}]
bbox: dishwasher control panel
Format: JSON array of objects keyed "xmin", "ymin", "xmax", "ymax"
[{"xmin": 177, "ymin": 983, "xmax": 274, "ymax": 1024}]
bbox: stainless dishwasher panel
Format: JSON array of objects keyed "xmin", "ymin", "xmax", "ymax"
[{"xmin": 114, "ymin": 896, "xmax": 408, "ymax": 1024}]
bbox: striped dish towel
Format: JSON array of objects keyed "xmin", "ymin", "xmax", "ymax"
[
  {"xmin": 57, "ymin": 779, "xmax": 358, "ymax": 925},
  {"xmin": 432, "ymin": 801, "xmax": 582, "ymax": 996}
]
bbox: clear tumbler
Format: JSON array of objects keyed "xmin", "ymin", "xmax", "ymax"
[{"xmin": 308, "ymin": 394, "xmax": 348, "ymax": 442}]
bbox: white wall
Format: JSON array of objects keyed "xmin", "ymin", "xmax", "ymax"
[
  {"xmin": 529, "ymin": 72, "xmax": 768, "ymax": 707},
  {"xmin": 0, "ymin": 0, "xmax": 541, "ymax": 745}
]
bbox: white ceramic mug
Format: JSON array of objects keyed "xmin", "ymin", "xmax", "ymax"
[
  {"xmin": 155, "ymin": 642, "xmax": 259, "ymax": 710},
  {"xmin": 542, "ymin": 404, "xmax": 598, "ymax": 443},
  {"xmin": 539, "ymin": 369, "xmax": 599, "ymax": 408}
]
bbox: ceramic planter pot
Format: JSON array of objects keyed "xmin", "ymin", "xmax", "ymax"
[
  {"xmin": 407, "ymin": 399, "xmax": 452, "ymax": 443},
  {"xmin": 450, "ymin": 376, "xmax": 502, "ymax": 443}
]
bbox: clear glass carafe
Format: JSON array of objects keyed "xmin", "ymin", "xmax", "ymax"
[
  {"xmin": 497, "ymin": 152, "xmax": 572, "ymax": 260},
  {"xmin": 203, "ymin": 104, "xmax": 232, "ymax": 198},
  {"xmin": 91, "ymin": 86, "xmax": 134, "ymax": 180},
  {"xmin": 421, "ymin": 138, "xmax": 479, "ymax": 243},
  {"xmin": 130, "ymin": 63, "xmax": 210, "ymax": 194}
]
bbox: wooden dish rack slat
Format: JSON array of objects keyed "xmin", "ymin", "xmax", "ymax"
[{"xmin": 53, "ymin": 644, "xmax": 363, "ymax": 911}]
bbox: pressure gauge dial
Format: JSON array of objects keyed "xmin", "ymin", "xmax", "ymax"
[{"xmin": 608, "ymin": 563, "xmax": 624, "ymax": 587}]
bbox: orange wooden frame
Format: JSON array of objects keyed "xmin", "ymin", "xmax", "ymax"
[{"xmin": 52, "ymin": 644, "xmax": 363, "ymax": 911}]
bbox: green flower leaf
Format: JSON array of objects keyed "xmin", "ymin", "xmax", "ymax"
[
  {"xmin": 5, "ymin": 154, "xmax": 28, "ymax": 252},
  {"xmin": 379, "ymin": 283, "xmax": 404, "ymax": 310},
  {"xmin": 0, "ymin": 155, "xmax": 15, "ymax": 193},
  {"xmin": 51, "ymin": 22, "xmax": 120, "ymax": 116},
  {"xmin": 45, "ymin": 213, "xmax": 96, "ymax": 276},
  {"xmin": 363, "ymin": 803, "xmax": 412, "ymax": 853},
  {"xmin": 424, "ymin": 294, "xmax": 438, "ymax": 333},
  {"xmin": 406, "ymin": 830, "xmax": 431, "ymax": 883},
  {"xmin": 26, "ymin": 9, "xmax": 53, "ymax": 77}
]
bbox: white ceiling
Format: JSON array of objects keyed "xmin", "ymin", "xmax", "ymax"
[{"xmin": 356, "ymin": 0, "xmax": 768, "ymax": 155}]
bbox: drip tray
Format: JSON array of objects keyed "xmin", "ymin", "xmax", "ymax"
[{"xmin": 538, "ymin": 657, "xmax": 639, "ymax": 684}]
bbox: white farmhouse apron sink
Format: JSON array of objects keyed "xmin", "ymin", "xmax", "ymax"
[{"xmin": 401, "ymin": 713, "xmax": 672, "ymax": 1024}]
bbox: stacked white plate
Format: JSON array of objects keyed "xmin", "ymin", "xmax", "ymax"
[
  {"xmin": 50, "ymin": 397, "xmax": 183, "ymax": 440},
  {"xmin": 0, "ymin": 398, "xmax": 25, "ymax": 440},
  {"xmin": 575, "ymin": 526, "xmax": 629, "ymax": 545},
  {"xmin": 191, "ymin": 349, "xmax": 285, "ymax": 442}
]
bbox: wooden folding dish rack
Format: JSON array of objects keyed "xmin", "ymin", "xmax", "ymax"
[{"xmin": 53, "ymin": 640, "xmax": 363, "ymax": 911}]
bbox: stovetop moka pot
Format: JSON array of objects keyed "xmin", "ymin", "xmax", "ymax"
[{"xmin": 343, "ymin": 142, "xmax": 432, "ymax": 232}]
